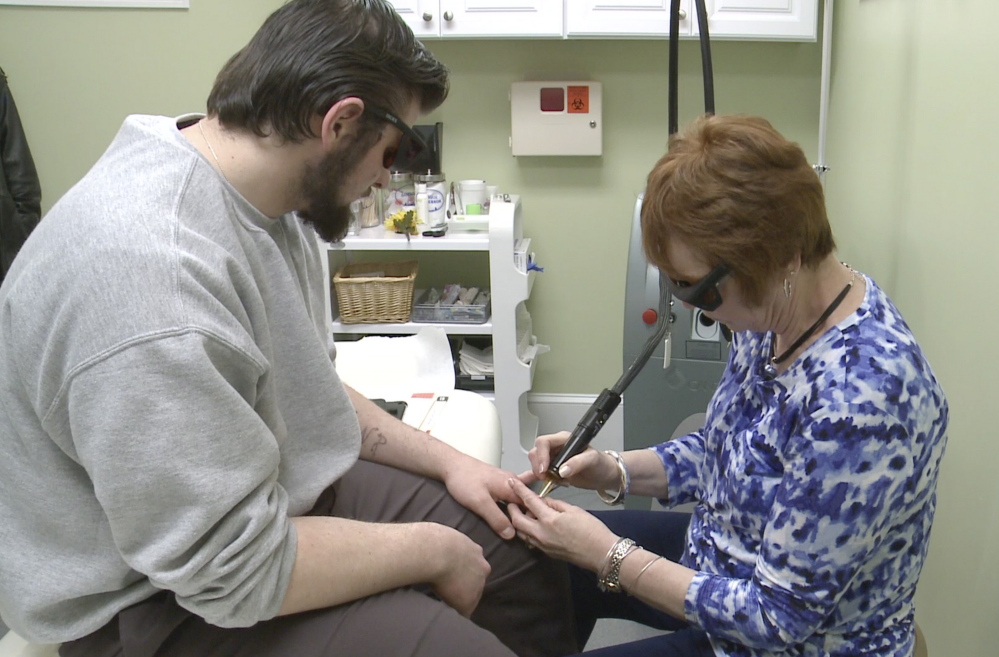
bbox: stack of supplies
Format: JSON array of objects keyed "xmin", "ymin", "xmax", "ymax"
[
  {"xmin": 458, "ymin": 341, "xmax": 494, "ymax": 377},
  {"xmin": 412, "ymin": 285, "xmax": 491, "ymax": 324}
]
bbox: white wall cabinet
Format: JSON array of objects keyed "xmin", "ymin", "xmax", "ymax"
[
  {"xmin": 389, "ymin": 0, "xmax": 818, "ymax": 41},
  {"xmin": 693, "ymin": 0, "xmax": 818, "ymax": 41},
  {"xmin": 388, "ymin": 0, "xmax": 563, "ymax": 39},
  {"xmin": 566, "ymin": 0, "xmax": 693, "ymax": 39},
  {"xmin": 322, "ymin": 196, "xmax": 541, "ymax": 474}
]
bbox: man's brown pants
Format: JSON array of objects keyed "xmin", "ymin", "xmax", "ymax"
[{"xmin": 61, "ymin": 461, "xmax": 578, "ymax": 657}]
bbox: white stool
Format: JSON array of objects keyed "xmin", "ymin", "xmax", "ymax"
[
  {"xmin": 0, "ymin": 632, "xmax": 58, "ymax": 657},
  {"xmin": 914, "ymin": 623, "xmax": 928, "ymax": 657}
]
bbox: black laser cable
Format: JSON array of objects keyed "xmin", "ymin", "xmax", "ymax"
[{"xmin": 539, "ymin": 0, "xmax": 717, "ymax": 498}]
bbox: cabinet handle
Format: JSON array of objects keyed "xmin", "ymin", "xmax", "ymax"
[
  {"xmin": 443, "ymin": 11, "xmax": 454, "ymax": 22},
  {"xmin": 679, "ymin": 10, "xmax": 687, "ymax": 20},
  {"xmin": 422, "ymin": 12, "xmax": 433, "ymax": 22}
]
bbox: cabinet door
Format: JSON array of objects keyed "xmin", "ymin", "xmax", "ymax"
[
  {"xmin": 566, "ymin": 0, "xmax": 693, "ymax": 39},
  {"xmin": 387, "ymin": 0, "xmax": 439, "ymax": 38},
  {"xmin": 693, "ymin": 0, "xmax": 818, "ymax": 41},
  {"xmin": 439, "ymin": 1, "xmax": 563, "ymax": 38}
]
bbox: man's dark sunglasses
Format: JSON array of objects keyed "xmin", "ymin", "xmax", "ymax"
[
  {"xmin": 668, "ymin": 262, "xmax": 730, "ymax": 311},
  {"xmin": 366, "ymin": 106, "xmax": 428, "ymax": 170}
]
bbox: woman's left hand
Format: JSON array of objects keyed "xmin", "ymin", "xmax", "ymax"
[{"xmin": 506, "ymin": 477, "xmax": 618, "ymax": 573}]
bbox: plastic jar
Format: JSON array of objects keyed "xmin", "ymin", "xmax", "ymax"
[
  {"xmin": 414, "ymin": 183, "xmax": 429, "ymax": 227},
  {"xmin": 414, "ymin": 171, "xmax": 447, "ymax": 228},
  {"xmin": 384, "ymin": 171, "xmax": 415, "ymax": 222}
]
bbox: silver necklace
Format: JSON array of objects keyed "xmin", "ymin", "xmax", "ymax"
[
  {"xmin": 198, "ymin": 120, "xmax": 227, "ymax": 181},
  {"xmin": 762, "ymin": 264, "xmax": 857, "ymax": 379}
]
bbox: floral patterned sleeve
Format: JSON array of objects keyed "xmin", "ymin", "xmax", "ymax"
[{"xmin": 652, "ymin": 430, "xmax": 706, "ymax": 506}]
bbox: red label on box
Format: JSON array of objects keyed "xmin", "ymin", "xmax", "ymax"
[{"xmin": 567, "ymin": 86, "xmax": 589, "ymax": 113}]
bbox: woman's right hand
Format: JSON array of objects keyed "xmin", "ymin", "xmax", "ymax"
[
  {"xmin": 524, "ymin": 431, "xmax": 621, "ymax": 493},
  {"xmin": 426, "ymin": 523, "xmax": 490, "ymax": 617}
]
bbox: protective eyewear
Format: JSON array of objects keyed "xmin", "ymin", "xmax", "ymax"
[
  {"xmin": 366, "ymin": 106, "xmax": 428, "ymax": 170},
  {"xmin": 667, "ymin": 262, "xmax": 730, "ymax": 311}
]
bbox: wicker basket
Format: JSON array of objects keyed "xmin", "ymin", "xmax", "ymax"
[{"xmin": 333, "ymin": 260, "xmax": 418, "ymax": 323}]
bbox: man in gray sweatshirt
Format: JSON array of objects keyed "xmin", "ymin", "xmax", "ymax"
[{"xmin": 0, "ymin": 1, "xmax": 576, "ymax": 655}]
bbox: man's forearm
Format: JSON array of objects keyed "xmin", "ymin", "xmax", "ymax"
[
  {"xmin": 345, "ymin": 385, "xmax": 459, "ymax": 481},
  {"xmin": 278, "ymin": 516, "xmax": 451, "ymax": 616}
]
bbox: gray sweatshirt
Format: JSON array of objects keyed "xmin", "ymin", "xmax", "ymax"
[{"xmin": 0, "ymin": 115, "xmax": 360, "ymax": 642}]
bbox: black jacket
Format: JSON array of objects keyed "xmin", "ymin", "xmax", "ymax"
[{"xmin": 0, "ymin": 67, "xmax": 41, "ymax": 285}]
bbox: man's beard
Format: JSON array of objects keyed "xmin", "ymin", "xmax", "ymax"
[{"xmin": 297, "ymin": 131, "xmax": 376, "ymax": 244}]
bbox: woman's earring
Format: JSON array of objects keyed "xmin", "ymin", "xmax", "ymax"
[{"xmin": 783, "ymin": 269, "xmax": 796, "ymax": 298}]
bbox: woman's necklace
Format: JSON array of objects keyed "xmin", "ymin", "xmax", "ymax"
[{"xmin": 762, "ymin": 265, "xmax": 857, "ymax": 379}]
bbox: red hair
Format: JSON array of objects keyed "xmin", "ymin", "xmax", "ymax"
[{"xmin": 641, "ymin": 114, "xmax": 834, "ymax": 306}]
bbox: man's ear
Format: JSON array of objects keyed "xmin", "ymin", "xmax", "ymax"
[{"xmin": 320, "ymin": 97, "xmax": 365, "ymax": 150}]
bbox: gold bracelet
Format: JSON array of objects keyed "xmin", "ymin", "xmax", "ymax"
[
  {"xmin": 597, "ymin": 450, "xmax": 630, "ymax": 506},
  {"xmin": 597, "ymin": 538, "xmax": 621, "ymax": 580},
  {"xmin": 629, "ymin": 555, "xmax": 662, "ymax": 593}
]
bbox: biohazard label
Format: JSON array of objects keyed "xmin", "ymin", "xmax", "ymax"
[{"xmin": 567, "ymin": 86, "xmax": 589, "ymax": 114}]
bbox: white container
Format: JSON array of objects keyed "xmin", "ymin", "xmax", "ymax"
[
  {"xmin": 456, "ymin": 179, "xmax": 487, "ymax": 215},
  {"xmin": 414, "ymin": 183, "xmax": 429, "ymax": 227},
  {"xmin": 415, "ymin": 172, "xmax": 447, "ymax": 228}
]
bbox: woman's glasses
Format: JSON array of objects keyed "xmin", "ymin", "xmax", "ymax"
[
  {"xmin": 365, "ymin": 106, "xmax": 428, "ymax": 170},
  {"xmin": 668, "ymin": 262, "xmax": 730, "ymax": 311}
]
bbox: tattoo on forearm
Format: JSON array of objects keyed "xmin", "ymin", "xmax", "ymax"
[{"xmin": 362, "ymin": 427, "xmax": 388, "ymax": 457}]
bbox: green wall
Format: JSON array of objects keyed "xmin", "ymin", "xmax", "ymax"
[
  {"xmin": 0, "ymin": 2, "xmax": 278, "ymax": 203},
  {"xmin": 826, "ymin": 2, "xmax": 999, "ymax": 654}
]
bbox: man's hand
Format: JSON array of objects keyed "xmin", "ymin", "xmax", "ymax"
[
  {"xmin": 441, "ymin": 451, "xmax": 522, "ymax": 540},
  {"xmin": 426, "ymin": 523, "xmax": 492, "ymax": 616}
]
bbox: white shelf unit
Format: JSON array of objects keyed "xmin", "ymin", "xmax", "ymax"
[{"xmin": 321, "ymin": 195, "xmax": 540, "ymax": 473}]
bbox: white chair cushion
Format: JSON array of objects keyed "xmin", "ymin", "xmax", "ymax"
[{"xmin": 0, "ymin": 632, "xmax": 59, "ymax": 657}]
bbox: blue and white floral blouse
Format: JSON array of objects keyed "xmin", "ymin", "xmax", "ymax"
[{"xmin": 654, "ymin": 273, "xmax": 948, "ymax": 657}]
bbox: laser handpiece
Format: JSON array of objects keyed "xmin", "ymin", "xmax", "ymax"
[{"xmin": 538, "ymin": 274, "xmax": 673, "ymax": 498}]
